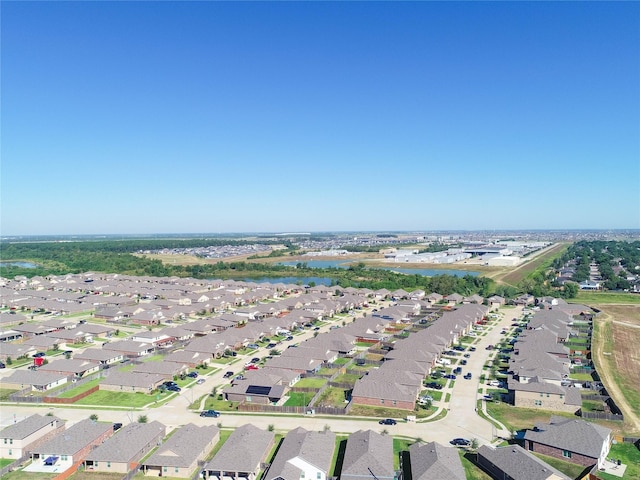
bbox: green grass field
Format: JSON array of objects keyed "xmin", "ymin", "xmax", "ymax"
[
  {"xmin": 293, "ymin": 377, "xmax": 326, "ymax": 388},
  {"xmin": 576, "ymin": 292, "xmax": 640, "ymax": 305},
  {"xmin": 73, "ymin": 389, "xmax": 168, "ymax": 407},
  {"xmin": 531, "ymin": 452, "xmax": 589, "ymax": 479},
  {"xmin": 283, "ymin": 392, "xmax": 311, "ymax": 407}
]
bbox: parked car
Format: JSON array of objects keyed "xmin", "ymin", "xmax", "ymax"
[
  {"xmin": 460, "ymin": 359, "xmax": 467, "ymax": 365},
  {"xmin": 245, "ymin": 364, "xmax": 259, "ymax": 371},
  {"xmin": 444, "ymin": 374, "xmax": 457, "ymax": 380},
  {"xmin": 425, "ymin": 382, "xmax": 443, "ymax": 390},
  {"xmin": 488, "ymin": 380, "xmax": 503, "ymax": 387},
  {"xmin": 200, "ymin": 410, "xmax": 220, "ymax": 418},
  {"xmin": 453, "ymin": 367, "xmax": 462, "ymax": 375},
  {"xmin": 186, "ymin": 371, "xmax": 198, "ymax": 378},
  {"xmin": 486, "ymin": 345, "xmax": 494, "ymax": 350},
  {"xmin": 453, "ymin": 346, "xmax": 465, "ymax": 351},
  {"xmin": 285, "ymin": 336, "xmax": 294, "ymax": 341},
  {"xmin": 196, "ymin": 378, "xmax": 205, "ymax": 384},
  {"xmin": 266, "ymin": 343, "xmax": 277, "ymax": 349},
  {"xmin": 250, "ymin": 357, "xmax": 260, "ymax": 364},
  {"xmin": 113, "ymin": 423, "xmax": 123, "ymax": 431},
  {"xmin": 469, "ymin": 346, "xmax": 476, "ymax": 352},
  {"xmin": 464, "ymin": 373, "xmax": 472, "ymax": 380},
  {"xmin": 247, "ymin": 343, "xmax": 259, "ymax": 349},
  {"xmin": 378, "ymin": 418, "xmax": 397, "ymax": 425},
  {"xmin": 0, "ymin": 362, "xmax": 5, "ymax": 369},
  {"xmin": 32, "ymin": 352, "xmax": 46, "ymax": 358},
  {"xmin": 163, "ymin": 381, "xmax": 178, "ymax": 387},
  {"xmin": 223, "ymin": 371, "xmax": 234, "ymax": 378},
  {"xmin": 166, "ymin": 385, "xmax": 181, "ymax": 392},
  {"xmin": 450, "ymin": 438, "xmax": 471, "ymax": 446},
  {"xmin": 463, "ymin": 353, "xmax": 471, "ymax": 358}
]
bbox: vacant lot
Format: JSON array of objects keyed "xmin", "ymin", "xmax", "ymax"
[
  {"xmin": 592, "ymin": 304, "xmax": 640, "ymax": 434},
  {"xmin": 491, "ymin": 243, "xmax": 569, "ymax": 286}
]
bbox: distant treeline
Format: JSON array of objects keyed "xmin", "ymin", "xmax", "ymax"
[{"xmin": 0, "ymin": 239, "xmax": 576, "ymax": 299}]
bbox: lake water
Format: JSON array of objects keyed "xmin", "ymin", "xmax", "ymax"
[
  {"xmin": 0, "ymin": 261, "xmax": 38, "ymax": 269},
  {"xmin": 277, "ymin": 259, "xmax": 477, "ymax": 277}
]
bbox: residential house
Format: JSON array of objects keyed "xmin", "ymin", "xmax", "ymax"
[
  {"xmin": 29, "ymin": 419, "xmax": 113, "ymax": 472},
  {"xmin": 523, "ymin": 417, "xmax": 612, "ymax": 469},
  {"xmin": 3, "ymin": 370, "xmax": 68, "ymax": 392},
  {"xmin": 99, "ymin": 371, "xmax": 165, "ymax": 394},
  {"xmin": 37, "ymin": 359, "xmax": 101, "ymax": 379},
  {"xmin": 340, "ymin": 430, "xmax": 395, "ymax": 480},
  {"xmin": 84, "ymin": 421, "xmax": 166, "ymax": 474},
  {"xmin": 264, "ymin": 428, "xmax": 335, "ymax": 480},
  {"xmin": 0, "ymin": 414, "xmax": 65, "ymax": 459},
  {"xmin": 142, "ymin": 423, "xmax": 219, "ymax": 478},
  {"xmin": 408, "ymin": 441, "xmax": 466, "ymax": 480},
  {"xmin": 202, "ymin": 424, "xmax": 275, "ymax": 480},
  {"xmin": 477, "ymin": 444, "xmax": 571, "ymax": 480}
]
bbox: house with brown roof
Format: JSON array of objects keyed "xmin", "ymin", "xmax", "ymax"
[
  {"xmin": 0, "ymin": 414, "xmax": 65, "ymax": 460},
  {"xmin": 142, "ymin": 423, "xmax": 219, "ymax": 478},
  {"xmin": 3, "ymin": 370, "xmax": 68, "ymax": 392}
]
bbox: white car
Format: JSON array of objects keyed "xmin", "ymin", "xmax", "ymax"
[{"xmin": 488, "ymin": 380, "xmax": 503, "ymax": 387}]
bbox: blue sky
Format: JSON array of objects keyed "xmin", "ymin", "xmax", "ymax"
[{"xmin": 2, "ymin": 1, "xmax": 639, "ymax": 235}]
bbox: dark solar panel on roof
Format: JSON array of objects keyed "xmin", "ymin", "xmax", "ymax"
[{"xmin": 246, "ymin": 385, "xmax": 271, "ymax": 396}]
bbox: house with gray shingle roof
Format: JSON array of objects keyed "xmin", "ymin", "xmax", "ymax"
[
  {"xmin": 0, "ymin": 414, "xmax": 65, "ymax": 459},
  {"xmin": 30, "ymin": 419, "xmax": 113, "ymax": 471},
  {"xmin": 142, "ymin": 423, "xmax": 219, "ymax": 478},
  {"xmin": 3, "ymin": 370, "xmax": 69, "ymax": 392},
  {"xmin": 99, "ymin": 370, "xmax": 165, "ymax": 394},
  {"xmin": 340, "ymin": 430, "xmax": 395, "ymax": 480},
  {"xmin": 523, "ymin": 416, "xmax": 612, "ymax": 469},
  {"xmin": 408, "ymin": 441, "xmax": 465, "ymax": 480},
  {"xmin": 203, "ymin": 424, "xmax": 275, "ymax": 480},
  {"xmin": 264, "ymin": 427, "xmax": 335, "ymax": 480},
  {"xmin": 84, "ymin": 421, "xmax": 166, "ymax": 473},
  {"xmin": 477, "ymin": 444, "xmax": 571, "ymax": 480}
]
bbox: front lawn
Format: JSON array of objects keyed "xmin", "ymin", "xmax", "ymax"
[{"xmin": 73, "ymin": 389, "xmax": 169, "ymax": 407}]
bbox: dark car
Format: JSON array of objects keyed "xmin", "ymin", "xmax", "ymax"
[
  {"xmin": 444, "ymin": 374, "xmax": 457, "ymax": 380},
  {"xmin": 463, "ymin": 353, "xmax": 471, "ymax": 358},
  {"xmin": 453, "ymin": 346, "xmax": 465, "ymax": 351},
  {"xmin": 0, "ymin": 362, "xmax": 5, "ymax": 369},
  {"xmin": 163, "ymin": 381, "xmax": 178, "ymax": 387},
  {"xmin": 464, "ymin": 373, "xmax": 472, "ymax": 380},
  {"xmin": 266, "ymin": 343, "xmax": 277, "ymax": 349},
  {"xmin": 453, "ymin": 367, "xmax": 462, "ymax": 375},
  {"xmin": 425, "ymin": 382, "xmax": 443, "ymax": 390},
  {"xmin": 469, "ymin": 346, "xmax": 476, "ymax": 352},
  {"xmin": 460, "ymin": 359, "xmax": 467, "ymax": 365},
  {"xmin": 285, "ymin": 336, "xmax": 294, "ymax": 341},
  {"xmin": 32, "ymin": 352, "xmax": 46, "ymax": 358},
  {"xmin": 223, "ymin": 371, "xmax": 234, "ymax": 378},
  {"xmin": 378, "ymin": 418, "xmax": 397, "ymax": 425},
  {"xmin": 186, "ymin": 371, "xmax": 198, "ymax": 378},
  {"xmin": 113, "ymin": 422, "xmax": 123, "ymax": 431},
  {"xmin": 450, "ymin": 438, "xmax": 471, "ymax": 446},
  {"xmin": 250, "ymin": 357, "xmax": 260, "ymax": 364},
  {"xmin": 166, "ymin": 385, "xmax": 181, "ymax": 392},
  {"xmin": 200, "ymin": 410, "xmax": 220, "ymax": 418}
]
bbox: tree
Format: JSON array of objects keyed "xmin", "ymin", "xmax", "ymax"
[
  {"xmin": 471, "ymin": 438, "xmax": 479, "ymax": 450},
  {"xmin": 89, "ymin": 414, "xmax": 98, "ymax": 421},
  {"xmin": 138, "ymin": 415, "xmax": 148, "ymax": 423}
]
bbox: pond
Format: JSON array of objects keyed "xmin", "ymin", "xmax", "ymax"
[
  {"xmin": 0, "ymin": 261, "xmax": 39, "ymax": 268},
  {"xmin": 278, "ymin": 259, "xmax": 478, "ymax": 277}
]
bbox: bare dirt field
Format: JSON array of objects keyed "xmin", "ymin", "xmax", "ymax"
[{"xmin": 591, "ymin": 304, "xmax": 640, "ymax": 434}]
